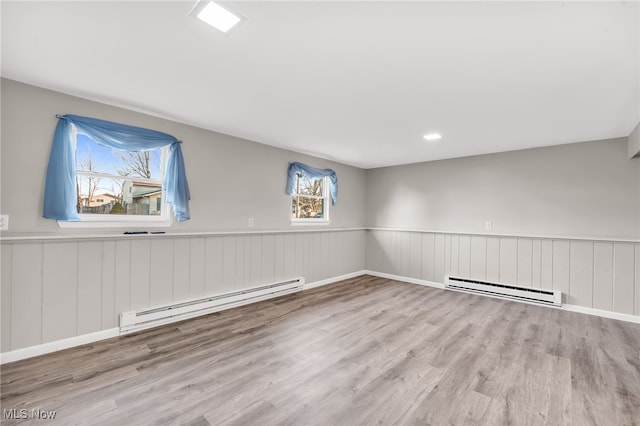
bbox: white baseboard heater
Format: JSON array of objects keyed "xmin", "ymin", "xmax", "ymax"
[
  {"xmin": 445, "ymin": 275, "xmax": 561, "ymax": 306},
  {"xmin": 120, "ymin": 277, "xmax": 305, "ymax": 333}
]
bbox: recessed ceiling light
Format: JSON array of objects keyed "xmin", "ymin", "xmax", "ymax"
[
  {"xmin": 191, "ymin": 1, "xmax": 244, "ymax": 34},
  {"xmin": 423, "ymin": 133, "xmax": 442, "ymax": 141}
]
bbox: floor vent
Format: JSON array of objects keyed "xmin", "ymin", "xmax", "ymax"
[
  {"xmin": 445, "ymin": 275, "xmax": 561, "ymax": 306},
  {"xmin": 120, "ymin": 277, "xmax": 304, "ymax": 333}
]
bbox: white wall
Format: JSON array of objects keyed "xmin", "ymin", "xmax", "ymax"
[{"xmin": 366, "ymin": 139, "xmax": 640, "ymax": 240}]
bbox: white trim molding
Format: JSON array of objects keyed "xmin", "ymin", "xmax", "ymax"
[
  {"xmin": 0, "ymin": 328, "xmax": 120, "ymax": 365},
  {"xmin": 3, "ymin": 227, "xmax": 637, "ymax": 244},
  {"xmin": 364, "ymin": 270, "xmax": 445, "ymax": 289},
  {"xmin": 290, "ymin": 220, "xmax": 331, "ymax": 227},
  {"xmin": 58, "ymin": 217, "xmax": 172, "ymax": 229},
  {"xmin": 364, "ymin": 270, "xmax": 640, "ymax": 325},
  {"xmin": 0, "ymin": 270, "xmax": 368, "ymax": 364},
  {"xmin": 2, "ymin": 271, "xmax": 636, "ymax": 365},
  {"xmin": 1, "ymin": 227, "xmax": 366, "ymax": 242},
  {"xmin": 562, "ymin": 304, "xmax": 640, "ymax": 324},
  {"xmin": 304, "ymin": 270, "xmax": 367, "ymax": 290},
  {"xmin": 367, "ymin": 227, "xmax": 640, "ymax": 244}
]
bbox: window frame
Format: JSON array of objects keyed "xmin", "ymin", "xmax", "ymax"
[
  {"xmin": 58, "ymin": 133, "xmax": 172, "ymax": 229},
  {"xmin": 290, "ymin": 175, "xmax": 331, "ymax": 226}
]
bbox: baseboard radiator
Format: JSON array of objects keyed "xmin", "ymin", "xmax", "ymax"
[
  {"xmin": 120, "ymin": 277, "xmax": 305, "ymax": 333},
  {"xmin": 445, "ymin": 275, "xmax": 561, "ymax": 306}
]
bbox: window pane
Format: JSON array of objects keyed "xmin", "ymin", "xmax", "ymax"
[
  {"xmin": 77, "ymin": 176, "xmax": 162, "ymax": 216},
  {"xmin": 295, "ymin": 174, "xmax": 324, "ymax": 196},
  {"xmin": 292, "ymin": 196, "xmax": 325, "ymax": 219},
  {"xmin": 76, "ymin": 134, "xmax": 162, "ymax": 179}
]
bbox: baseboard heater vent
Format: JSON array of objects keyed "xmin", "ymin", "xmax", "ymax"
[
  {"xmin": 445, "ymin": 276, "xmax": 561, "ymax": 306},
  {"xmin": 120, "ymin": 277, "xmax": 304, "ymax": 333}
]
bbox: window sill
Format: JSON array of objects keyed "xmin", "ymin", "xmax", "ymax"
[
  {"xmin": 290, "ymin": 220, "xmax": 331, "ymax": 226},
  {"xmin": 58, "ymin": 216, "xmax": 172, "ymax": 229}
]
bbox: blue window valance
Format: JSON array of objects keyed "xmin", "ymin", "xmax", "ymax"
[
  {"xmin": 286, "ymin": 162, "xmax": 338, "ymax": 205},
  {"xmin": 43, "ymin": 114, "xmax": 191, "ymax": 222}
]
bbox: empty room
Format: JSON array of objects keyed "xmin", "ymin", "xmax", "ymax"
[{"xmin": 1, "ymin": 1, "xmax": 639, "ymax": 425}]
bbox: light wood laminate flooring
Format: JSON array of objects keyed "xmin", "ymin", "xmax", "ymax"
[{"xmin": 2, "ymin": 275, "xmax": 639, "ymax": 425}]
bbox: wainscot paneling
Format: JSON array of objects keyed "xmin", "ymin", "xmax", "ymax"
[
  {"xmin": 613, "ymin": 244, "xmax": 635, "ymax": 315},
  {"xmin": 636, "ymin": 245, "xmax": 640, "ymax": 316},
  {"xmin": 366, "ymin": 229, "xmax": 639, "ymax": 318},
  {"xmin": 592, "ymin": 242, "xmax": 613, "ymax": 312},
  {"xmin": 11, "ymin": 243, "xmax": 43, "ymax": 350},
  {"xmin": 0, "ymin": 229, "xmax": 366, "ymax": 353},
  {"xmin": 635, "ymin": 245, "xmax": 640, "ymax": 316}
]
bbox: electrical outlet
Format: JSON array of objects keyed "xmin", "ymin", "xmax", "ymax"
[
  {"xmin": 248, "ymin": 218, "xmax": 254, "ymax": 227},
  {"xmin": 0, "ymin": 215, "xmax": 8, "ymax": 231},
  {"xmin": 485, "ymin": 221, "xmax": 492, "ymax": 231}
]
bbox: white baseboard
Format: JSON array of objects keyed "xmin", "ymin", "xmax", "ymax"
[
  {"xmin": 365, "ymin": 269, "xmax": 640, "ymax": 324},
  {"xmin": 4, "ymin": 270, "xmax": 635, "ymax": 365},
  {"xmin": 304, "ymin": 270, "xmax": 367, "ymax": 290},
  {"xmin": 562, "ymin": 304, "xmax": 640, "ymax": 324},
  {"xmin": 0, "ymin": 328, "xmax": 120, "ymax": 365},
  {"xmin": 363, "ymin": 270, "xmax": 445, "ymax": 289},
  {"xmin": 1, "ymin": 271, "xmax": 368, "ymax": 364}
]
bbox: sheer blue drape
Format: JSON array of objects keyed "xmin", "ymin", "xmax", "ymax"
[
  {"xmin": 286, "ymin": 162, "xmax": 338, "ymax": 205},
  {"xmin": 43, "ymin": 114, "xmax": 191, "ymax": 222}
]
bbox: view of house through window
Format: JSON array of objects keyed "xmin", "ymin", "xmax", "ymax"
[
  {"xmin": 291, "ymin": 173, "xmax": 328, "ymax": 220},
  {"xmin": 76, "ymin": 134, "xmax": 165, "ymax": 217}
]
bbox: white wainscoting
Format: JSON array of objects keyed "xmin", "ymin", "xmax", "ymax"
[
  {"xmin": 0, "ymin": 229, "xmax": 366, "ymax": 354},
  {"xmin": 366, "ymin": 229, "xmax": 640, "ymax": 319}
]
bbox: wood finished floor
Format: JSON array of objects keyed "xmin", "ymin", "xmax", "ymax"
[{"xmin": 1, "ymin": 275, "xmax": 639, "ymax": 426}]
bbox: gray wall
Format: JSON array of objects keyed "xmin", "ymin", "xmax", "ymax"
[
  {"xmin": 0, "ymin": 79, "xmax": 367, "ymax": 354},
  {"xmin": 366, "ymin": 229, "xmax": 640, "ymax": 316},
  {"xmin": 629, "ymin": 121, "xmax": 640, "ymax": 158},
  {"xmin": 2, "ymin": 78, "xmax": 639, "ymax": 354},
  {"xmin": 364, "ymin": 137, "xmax": 640, "ymax": 318},
  {"xmin": 366, "ymin": 139, "xmax": 640, "ymax": 240},
  {"xmin": 1, "ymin": 230, "xmax": 365, "ymax": 353},
  {"xmin": 0, "ymin": 79, "xmax": 366, "ymax": 234}
]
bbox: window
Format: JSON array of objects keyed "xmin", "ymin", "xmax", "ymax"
[
  {"xmin": 71, "ymin": 133, "xmax": 169, "ymax": 226},
  {"xmin": 291, "ymin": 173, "xmax": 330, "ymax": 223},
  {"xmin": 44, "ymin": 114, "xmax": 190, "ymax": 225},
  {"xmin": 285, "ymin": 162, "xmax": 337, "ymax": 225}
]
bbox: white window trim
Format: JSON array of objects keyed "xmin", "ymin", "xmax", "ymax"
[
  {"xmin": 290, "ymin": 176, "xmax": 331, "ymax": 226},
  {"xmin": 59, "ymin": 137, "xmax": 172, "ymax": 229},
  {"xmin": 290, "ymin": 218, "xmax": 331, "ymax": 226},
  {"xmin": 58, "ymin": 213, "xmax": 172, "ymax": 229}
]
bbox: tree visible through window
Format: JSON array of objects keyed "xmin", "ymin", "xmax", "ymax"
[
  {"xmin": 76, "ymin": 134, "xmax": 166, "ymax": 217},
  {"xmin": 291, "ymin": 173, "xmax": 329, "ymax": 220}
]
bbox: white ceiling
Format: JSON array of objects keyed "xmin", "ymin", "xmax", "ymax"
[{"xmin": 2, "ymin": 1, "xmax": 639, "ymax": 168}]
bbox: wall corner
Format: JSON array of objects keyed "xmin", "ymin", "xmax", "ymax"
[{"xmin": 629, "ymin": 121, "xmax": 640, "ymax": 159}]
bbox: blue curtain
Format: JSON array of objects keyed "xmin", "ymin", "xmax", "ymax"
[
  {"xmin": 286, "ymin": 162, "xmax": 338, "ymax": 205},
  {"xmin": 43, "ymin": 114, "xmax": 191, "ymax": 222}
]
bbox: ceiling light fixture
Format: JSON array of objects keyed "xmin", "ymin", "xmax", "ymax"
[
  {"xmin": 190, "ymin": 1, "xmax": 245, "ymax": 34},
  {"xmin": 423, "ymin": 133, "xmax": 442, "ymax": 141}
]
